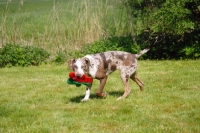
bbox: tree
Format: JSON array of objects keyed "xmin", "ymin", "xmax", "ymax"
[{"xmin": 124, "ymin": 0, "xmax": 200, "ymax": 59}]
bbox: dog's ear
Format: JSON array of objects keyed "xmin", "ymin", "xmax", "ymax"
[
  {"xmin": 84, "ymin": 57, "xmax": 92, "ymax": 67},
  {"xmin": 67, "ymin": 59, "xmax": 76, "ymax": 70}
]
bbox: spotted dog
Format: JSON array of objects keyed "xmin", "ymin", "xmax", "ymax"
[{"xmin": 68, "ymin": 38, "xmax": 158, "ymax": 101}]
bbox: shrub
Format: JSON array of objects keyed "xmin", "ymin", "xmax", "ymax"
[
  {"xmin": 145, "ymin": 31, "xmax": 200, "ymax": 59},
  {"xmin": 77, "ymin": 33, "xmax": 200, "ymax": 60},
  {"xmin": 0, "ymin": 44, "xmax": 50, "ymax": 67},
  {"xmin": 79, "ymin": 36, "xmax": 141, "ymax": 57},
  {"xmin": 52, "ymin": 50, "xmax": 68, "ymax": 64}
]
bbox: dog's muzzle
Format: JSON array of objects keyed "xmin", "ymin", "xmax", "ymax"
[{"xmin": 75, "ymin": 74, "xmax": 83, "ymax": 78}]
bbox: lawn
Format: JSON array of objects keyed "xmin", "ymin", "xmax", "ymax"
[{"xmin": 0, "ymin": 60, "xmax": 200, "ymax": 133}]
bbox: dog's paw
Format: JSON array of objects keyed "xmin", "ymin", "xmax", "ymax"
[
  {"xmin": 96, "ymin": 92, "xmax": 108, "ymax": 98},
  {"xmin": 102, "ymin": 92, "xmax": 108, "ymax": 98},
  {"xmin": 81, "ymin": 98, "xmax": 89, "ymax": 102},
  {"xmin": 116, "ymin": 96, "xmax": 123, "ymax": 101}
]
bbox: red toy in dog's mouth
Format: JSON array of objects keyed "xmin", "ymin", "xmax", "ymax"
[{"xmin": 67, "ymin": 72, "xmax": 93, "ymax": 87}]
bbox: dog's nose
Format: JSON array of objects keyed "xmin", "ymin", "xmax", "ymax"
[{"xmin": 76, "ymin": 74, "xmax": 82, "ymax": 78}]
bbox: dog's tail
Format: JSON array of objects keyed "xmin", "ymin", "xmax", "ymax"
[{"xmin": 135, "ymin": 37, "xmax": 158, "ymax": 58}]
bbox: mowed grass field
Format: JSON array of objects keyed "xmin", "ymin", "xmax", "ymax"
[{"xmin": 0, "ymin": 60, "xmax": 200, "ymax": 133}]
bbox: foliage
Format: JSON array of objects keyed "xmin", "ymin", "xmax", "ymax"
[
  {"xmin": 124, "ymin": 0, "xmax": 199, "ymax": 35},
  {"xmin": 0, "ymin": 44, "xmax": 50, "ymax": 67},
  {"xmin": 52, "ymin": 50, "xmax": 68, "ymax": 64},
  {"xmin": 79, "ymin": 33, "xmax": 199, "ymax": 60},
  {"xmin": 76, "ymin": 0, "xmax": 200, "ymax": 60},
  {"xmin": 78, "ymin": 35, "xmax": 140, "ymax": 57},
  {"xmin": 0, "ymin": 0, "xmax": 199, "ymax": 60},
  {"xmin": 144, "ymin": 31, "xmax": 200, "ymax": 59},
  {"xmin": 122, "ymin": 0, "xmax": 200, "ymax": 59}
]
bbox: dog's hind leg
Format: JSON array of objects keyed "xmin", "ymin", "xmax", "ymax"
[
  {"xmin": 117, "ymin": 72, "xmax": 131, "ymax": 100},
  {"xmin": 130, "ymin": 72, "xmax": 144, "ymax": 91}
]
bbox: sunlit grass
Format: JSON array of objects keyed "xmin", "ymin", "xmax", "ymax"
[{"xmin": 0, "ymin": 60, "xmax": 200, "ymax": 132}]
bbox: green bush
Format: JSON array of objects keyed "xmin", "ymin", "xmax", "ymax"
[
  {"xmin": 52, "ymin": 50, "xmax": 69, "ymax": 64},
  {"xmin": 76, "ymin": 33, "xmax": 200, "ymax": 60},
  {"xmin": 122, "ymin": 0, "xmax": 200, "ymax": 60},
  {"xmin": 144, "ymin": 31, "xmax": 200, "ymax": 59},
  {"xmin": 0, "ymin": 44, "xmax": 50, "ymax": 67},
  {"xmin": 79, "ymin": 36, "xmax": 141, "ymax": 57}
]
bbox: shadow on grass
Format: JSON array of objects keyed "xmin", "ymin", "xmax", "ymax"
[
  {"xmin": 67, "ymin": 91, "xmax": 124, "ymax": 103},
  {"xmin": 108, "ymin": 91, "xmax": 124, "ymax": 97},
  {"xmin": 68, "ymin": 94, "xmax": 97, "ymax": 103}
]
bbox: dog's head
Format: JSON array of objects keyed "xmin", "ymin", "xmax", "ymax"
[{"xmin": 67, "ymin": 58, "xmax": 91, "ymax": 78}]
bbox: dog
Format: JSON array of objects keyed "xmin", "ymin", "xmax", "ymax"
[{"xmin": 68, "ymin": 38, "xmax": 158, "ymax": 101}]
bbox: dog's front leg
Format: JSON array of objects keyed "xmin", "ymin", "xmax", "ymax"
[
  {"xmin": 96, "ymin": 76, "xmax": 108, "ymax": 98},
  {"xmin": 81, "ymin": 86, "xmax": 91, "ymax": 102}
]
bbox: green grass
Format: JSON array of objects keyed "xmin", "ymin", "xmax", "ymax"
[{"xmin": 0, "ymin": 60, "xmax": 200, "ymax": 132}]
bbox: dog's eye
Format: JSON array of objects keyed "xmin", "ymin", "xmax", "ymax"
[{"xmin": 74, "ymin": 65, "xmax": 78, "ymax": 69}]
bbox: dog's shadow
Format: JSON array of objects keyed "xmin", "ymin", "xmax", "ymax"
[
  {"xmin": 67, "ymin": 91, "xmax": 123, "ymax": 103},
  {"xmin": 68, "ymin": 94, "xmax": 97, "ymax": 103}
]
